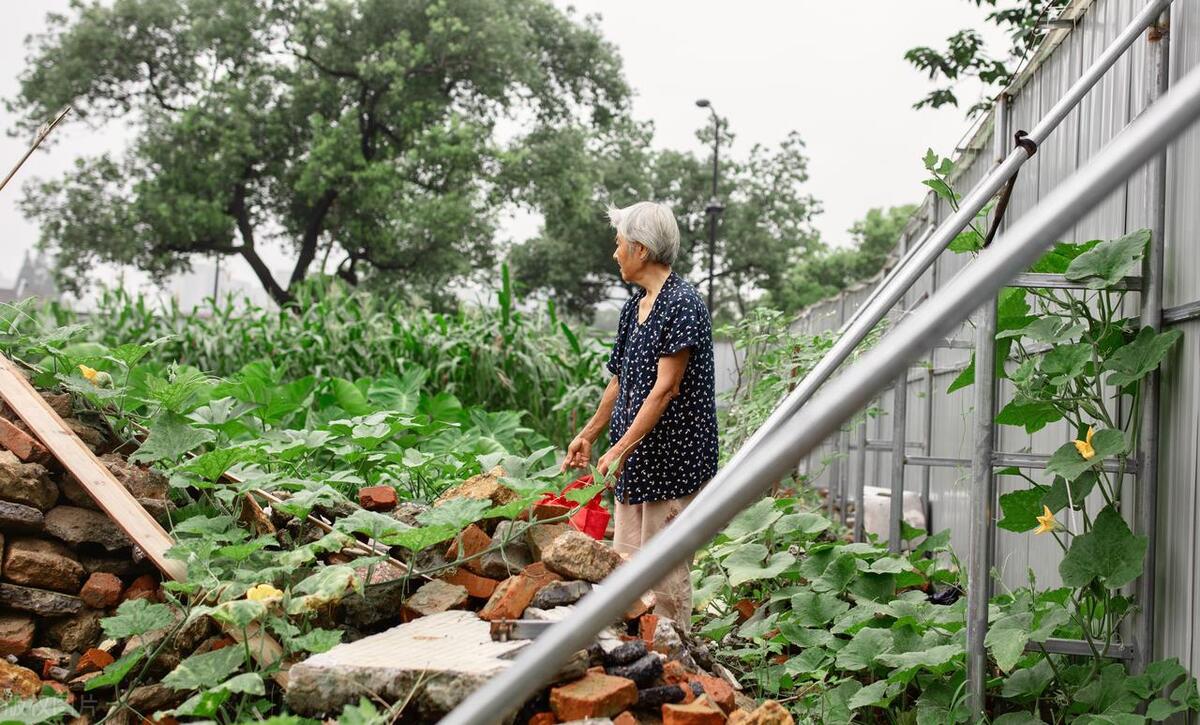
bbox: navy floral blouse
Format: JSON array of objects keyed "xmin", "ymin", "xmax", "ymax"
[{"xmin": 606, "ymin": 272, "xmax": 719, "ymax": 505}]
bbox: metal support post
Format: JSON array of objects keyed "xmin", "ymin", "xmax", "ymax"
[
  {"xmin": 889, "ymin": 368, "xmax": 909, "ymax": 552},
  {"xmin": 921, "ymin": 365, "xmax": 934, "ymax": 533},
  {"xmin": 837, "ymin": 428, "xmax": 850, "ymax": 527},
  {"xmin": 967, "ymin": 90, "xmax": 1009, "ymax": 720},
  {"xmin": 1133, "ymin": 11, "xmax": 1170, "ymax": 675},
  {"xmin": 854, "ymin": 411, "xmax": 868, "ymax": 542},
  {"xmin": 444, "ymin": 17, "xmax": 1200, "ymax": 725}
]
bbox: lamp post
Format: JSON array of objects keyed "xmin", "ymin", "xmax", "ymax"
[{"xmin": 695, "ymin": 99, "xmax": 724, "ymax": 311}]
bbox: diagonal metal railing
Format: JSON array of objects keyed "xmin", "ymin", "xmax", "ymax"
[{"xmin": 443, "ymin": 12, "xmax": 1200, "ymax": 724}]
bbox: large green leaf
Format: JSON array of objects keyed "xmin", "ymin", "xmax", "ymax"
[
  {"xmin": 1064, "ymin": 228, "xmax": 1150, "ymax": 289},
  {"xmin": 986, "ymin": 612, "xmax": 1033, "ymax": 672},
  {"xmin": 848, "ymin": 680, "xmax": 900, "ymax": 711},
  {"xmin": 791, "ymin": 590, "xmax": 851, "ymax": 627},
  {"xmin": 101, "ymin": 599, "xmax": 175, "ymax": 639},
  {"xmin": 995, "ymin": 399, "xmax": 1062, "ymax": 434},
  {"xmin": 1045, "ymin": 429, "xmax": 1126, "ymax": 481},
  {"xmin": 775, "ymin": 512, "xmax": 831, "ymax": 537},
  {"xmin": 812, "ymin": 554, "xmax": 858, "ymax": 593},
  {"xmin": 724, "ymin": 544, "xmax": 795, "ymax": 587},
  {"xmin": 1060, "ymin": 505, "xmax": 1148, "ymax": 589},
  {"xmin": 1041, "ymin": 343, "xmax": 1092, "ymax": 386},
  {"xmin": 876, "ymin": 643, "xmax": 963, "ymax": 676},
  {"xmin": 1042, "ymin": 472, "xmax": 1098, "ymax": 513},
  {"xmin": 162, "ymin": 644, "xmax": 246, "ymax": 690},
  {"xmin": 836, "ymin": 627, "xmax": 893, "ymax": 670},
  {"xmin": 130, "ymin": 411, "xmax": 216, "ymax": 464},
  {"xmin": 419, "ymin": 498, "xmax": 492, "ymax": 530},
  {"xmin": 1031, "ymin": 240, "xmax": 1101, "ymax": 274},
  {"xmin": 85, "ymin": 648, "xmax": 146, "ymax": 691},
  {"xmin": 1001, "ymin": 658, "xmax": 1055, "ymax": 700},
  {"xmin": 996, "ymin": 316, "xmax": 1085, "ymax": 344},
  {"xmin": 0, "ymin": 697, "xmax": 79, "ymax": 724},
  {"xmin": 1103, "ymin": 327, "xmax": 1182, "ymax": 389},
  {"xmin": 998, "ymin": 487, "xmax": 1048, "ymax": 533},
  {"xmin": 331, "ymin": 377, "xmax": 373, "ymax": 415},
  {"xmin": 721, "ymin": 497, "xmax": 782, "ymax": 540}
]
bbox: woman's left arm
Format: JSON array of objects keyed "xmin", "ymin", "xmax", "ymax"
[{"xmin": 597, "ymin": 348, "xmax": 690, "ymax": 477}]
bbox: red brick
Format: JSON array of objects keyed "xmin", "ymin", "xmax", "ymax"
[
  {"xmin": 550, "ymin": 671, "xmax": 637, "ymax": 721},
  {"xmin": 122, "ymin": 574, "xmax": 160, "ymax": 602},
  {"xmin": 662, "ymin": 658, "xmax": 689, "ymax": 685},
  {"xmin": 445, "ymin": 524, "xmax": 492, "ymax": 577},
  {"xmin": 733, "ymin": 599, "xmax": 756, "ymax": 624},
  {"xmin": 0, "ymin": 613, "xmax": 35, "ymax": 657},
  {"xmin": 522, "ymin": 561, "xmax": 562, "ymax": 591},
  {"xmin": 639, "ymin": 614, "xmax": 659, "ymax": 646},
  {"xmin": 439, "ymin": 568, "xmax": 500, "ymax": 599},
  {"xmin": 625, "ymin": 592, "xmax": 654, "ymax": 620},
  {"xmin": 689, "ymin": 675, "xmax": 735, "ymax": 714},
  {"xmin": 357, "ymin": 486, "xmax": 397, "ymax": 512},
  {"xmin": 532, "ymin": 502, "xmax": 572, "ymax": 521},
  {"xmin": 614, "ymin": 712, "xmax": 639, "ymax": 725},
  {"xmin": 663, "ymin": 695, "xmax": 725, "ymax": 725},
  {"xmin": 527, "ymin": 712, "xmax": 556, "ymax": 725},
  {"xmin": 477, "ymin": 567, "xmax": 555, "ymax": 622},
  {"xmin": 79, "ymin": 572, "xmax": 123, "ymax": 608},
  {"xmin": 0, "ymin": 417, "xmax": 48, "ymax": 462},
  {"xmin": 75, "ymin": 648, "xmax": 115, "ymax": 675}
]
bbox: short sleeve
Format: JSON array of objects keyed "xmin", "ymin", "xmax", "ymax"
[
  {"xmin": 606, "ymin": 300, "xmax": 634, "ymax": 376},
  {"xmin": 658, "ymin": 293, "xmax": 710, "ymax": 357}
]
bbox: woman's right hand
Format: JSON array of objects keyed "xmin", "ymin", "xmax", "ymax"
[{"xmin": 561, "ymin": 435, "xmax": 592, "ymax": 471}]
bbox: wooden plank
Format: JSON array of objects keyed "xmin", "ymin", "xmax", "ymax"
[{"xmin": 0, "ymin": 354, "xmax": 184, "ymax": 581}]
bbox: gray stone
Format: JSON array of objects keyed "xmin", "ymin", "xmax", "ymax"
[
  {"xmin": 99, "ymin": 454, "xmax": 168, "ymax": 500},
  {"xmin": 56, "ymin": 475, "xmax": 101, "ymax": 511},
  {"xmin": 389, "ymin": 501, "xmax": 428, "ymax": 528},
  {"xmin": 44, "ymin": 608, "xmax": 103, "ymax": 651},
  {"xmin": 479, "ymin": 521, "xmax": 533, "ymax": 578},
  {"xmin": 126, "ymin": 682, "xmax": 187, "ymax": 713},
  {"xmin": 44, "ymin": 506, "xmax": 132, "ymax": 551},
  {"xmin": 526, "ymin": 522, "xmax": 570, "ymax": 561},
  {"xmin": 404, "ymin": 580, "xmax": 468, "ymax": 618},
  {"xmin": 606, "ymin": 652, "xmax": 663, "ymax": 687},
  {"xmin": 337, "ymin": 579, "xmax": 408, "ymax": 631},
  {"xmin": 605, "ymin": 639, "xmax": 648, "ymax": 666},
  {"xmin": 0, "ymin": 501, "xmax": 43, "ymax": 532},
  {"xmin": 2, "ymin": 537, "xmax": 85, "ymax": 593},
  {"xmin": 530, "ymin": 579, "xmax": 591, "ymax": 610},
  {"xmin": 650, "ymin": 616, "xmax": 697, "ymax": 670},
  {"xmin": 0, "ymin": 452, "xmax": 57, "ymax": 511},
  {"xmin": 637, "ymin": 684, "xmax": 690, "ymax": 709},
  {"xmin": 286, "ymin": 610, "xmax": 528, "ymax": 718},
  {"xmin": 541, "ymin": 530, "xmax": 623, "ymax": 583},
  {"xmin": 79, "ymin": 552, "xmax": 147, "ymax": 578},
  {"xmin": 0, "ymin": 583, "xmax": 82, "ymax": 617}
]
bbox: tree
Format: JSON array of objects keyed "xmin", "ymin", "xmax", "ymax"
[
  {"xmin": 506, "ymin": 123, "xmax": 821, "ymax": 318},
  {"xmin": 9, "ymin": 0, "xmax": 629, "ymax": 307},
  {"xmin": 769, "ymin": 205, "xmax": 917, "ymax": 314},
  {"xmin": 905, "ymin": 0, "xmax": 1070, "ymax": 116}
]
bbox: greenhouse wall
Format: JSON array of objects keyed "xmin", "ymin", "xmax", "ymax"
[{"xmin": 793, "ymin": 0, "xmax": 1200, "ymax": 683}]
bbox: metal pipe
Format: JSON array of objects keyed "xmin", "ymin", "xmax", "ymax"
[
  {"xmin": 921, "ymin": 365, "xmax": 934, "ymax": 534},
  {"xmin": 442, "ymin": 55, "xmax": 1200, "ymax": 725},
  {"xmin": 674, "ymin": 0, "xmax": 1172, "ymax": 524},
  {"xmin": 837, "ymin": 427, "xmax": 850, "ymax": 527},
  {"xmin": 889, "ymin": 368, "xmax": 909, "ymax": 553},
  {"xmin": 1133, "ymin": 9, "xmax": 1170, "ymax": 676},
  {"xmin": 854, "ymin": 412, "xmax": 868, "ymax": 543}
]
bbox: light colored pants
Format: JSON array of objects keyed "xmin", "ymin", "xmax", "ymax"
[{"xmin": 612, "ymin": 493, "xmax": 695, "ymax": 627}]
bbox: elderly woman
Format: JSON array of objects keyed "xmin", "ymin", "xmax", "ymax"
[{"xmin": 562, "ymin": 201, "xmax": 719, "ymax": 625}]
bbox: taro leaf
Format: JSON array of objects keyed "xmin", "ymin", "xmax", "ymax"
[
  {"xmin": 130, "ymin": 411, "xmax": 216, "ymax": 464},
  {"xmin": 997, "ymin": 316, "xmax": 1085, "ymax": 344},
  {"xmin": 1045, "ymin": 429, "xmax": 1127, "ymax": 482},
  {"xmin": 1041, "ymin": 343, "xmax": 1093, "ymax": 386},
  {"xmin": 331, "ymin": 377, "xmax": 372, "ymax": 415},
  {"xmin": 1064, "ymin": 228, "xmax": 1150, "ymax": 289},
  {"xmin": 1103, "ymin": 327, "xmax": 1183, "ymax": 389},
  {"xmin": 812, "ymin": 553, "xmax": 858, "ymax": 593},
  {"xmin": 996, "ymin": 398, "xmax": 1063, "ymax": 433},
  {"xmin": 986, "ymin": 612, "xmax": 1033, "ymax": 672},
  {"xmin": 0, "ymin": 697, "xmax": 79, "ymax": 724},
  {"xmin": 776, "ymin": 512, "xmax": 831, "ymax": 537},
  {"xmin": 101, "ymin": 599, "xmax": 175, "ymax": 639},
  {"xmin": 998, "ymin": 487, "xmax": 1049, "ymax": 533},
  {"xmin": 1060, "ymin": 505, "xmax": 1148, "ymax": 589},
  {"xmin": 836, "ymin": 627, "xmax": 893, "ymax": 671},
  {"xmin": 85, "ymin": 648, "xmax": 146, "ymax": 691},
  {"xmin": 1042, "ymin": 472, "xmax": 1098, "ymax": 513},
  {"xmin": 722, "ymin": 497, "xmax": 783, "ymax": 540},
  {"xmin": 1001, "ymin": 658, "xmax": 1055, "ymax": 700},
  {"xmin": 724, "ymin": 544, "xmax": 795, "ymax": 587},
  {"xmin": 290, "ymin": 628, "xmax": 343, "ymax": 654},
  {"xmin": 162, "ymin": 644, "xmax": 245, "ymax": 690},
  {"xmin": 791, "ymin": 590, "xmax": 850, "ymax": 627},
  {"xmin": 417, "ymin": 498, "xmax": 492, "ymax": 530}
]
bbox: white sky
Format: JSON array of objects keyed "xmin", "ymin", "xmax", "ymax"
[{"xmin": 0, "ymin": 1, "xmax": 1005, "ymax": 291}]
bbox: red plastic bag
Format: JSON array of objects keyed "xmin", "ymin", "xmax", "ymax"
[{"xmin": 536, "ymin": 475, "xmax": 610, "ymax": 540}]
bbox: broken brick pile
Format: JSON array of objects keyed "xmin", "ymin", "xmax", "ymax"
[
  {"xmin": 0, "ymin": 393, "xmax": 197, "ymax": 719},
  {"xmin": 286, "ymin": 468, "xmax": 794, "ymax": 724}
]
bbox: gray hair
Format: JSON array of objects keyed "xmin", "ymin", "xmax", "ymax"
[{"xmin": 606, "ymin": 201, "xmax": 680, "ymax": 266}]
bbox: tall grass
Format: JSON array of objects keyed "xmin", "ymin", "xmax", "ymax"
[{"xmin": 39, "ymin": 270, "xmax": 607, "ymax": 445}]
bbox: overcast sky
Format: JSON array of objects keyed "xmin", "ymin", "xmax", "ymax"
[{"xmin": 0, "ymin": 1, "xmax": 1004, "ymax": 291}]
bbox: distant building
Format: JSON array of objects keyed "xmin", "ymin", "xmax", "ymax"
[{"xmin": 0, "ymin": 251, "xmax": 59, "ymax": 304}]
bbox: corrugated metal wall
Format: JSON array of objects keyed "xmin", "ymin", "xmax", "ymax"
[{"xmin": 793, "ymin": 0, "xmax": 1200, "ymax": 687}]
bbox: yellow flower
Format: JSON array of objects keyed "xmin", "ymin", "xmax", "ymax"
[
  {"xmin": 1073, "ymin": 426, "xmax": 1096, "ymax": 460},
  {"xmin": 1034, "ymin": 506, "xmax": 1058, "ymax": 535},
  {"xmin": 246, "ymin": 583, "xmax": 283, "ymax": 603},
  {"xmin": 78, "ymin": 364, "xmax": 99, "ymax": 383}
]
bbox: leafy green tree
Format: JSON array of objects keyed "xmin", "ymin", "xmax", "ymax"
[
  {"xmin": 9, "ymin": 0, "xmax": 628, "ymax": 307},
  {"xmin": 769, "ymin": 205, "xmax": 916, "ymax": 314},
  {"xmin": 507, "ymin": 124, "xmax": 821, "ymax": 318},
  {"xmin": 906, "ymin": 0, "xmax": 1070, "ymax": 116}
]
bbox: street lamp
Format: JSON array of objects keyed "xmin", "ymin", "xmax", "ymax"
[{"xmin": 695, "ymin": 99, "xmax": 724, "ymax": 311}]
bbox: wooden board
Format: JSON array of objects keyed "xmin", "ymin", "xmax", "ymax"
[{"xmin": 0, "ymin": 354, "xmax": 185, "ymax": 581}]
